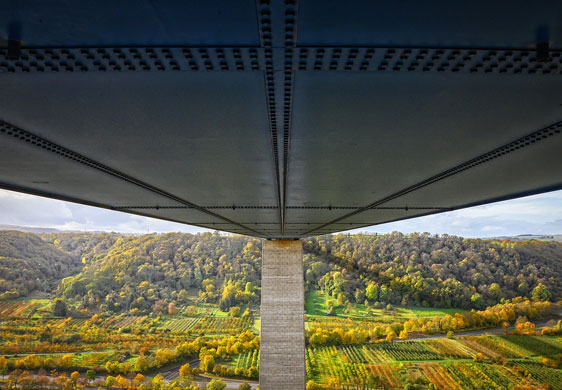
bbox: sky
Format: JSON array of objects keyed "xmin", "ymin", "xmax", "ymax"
[{"xmin": 1, "ymin": 188, "xmax": 562, "ymax": 237}]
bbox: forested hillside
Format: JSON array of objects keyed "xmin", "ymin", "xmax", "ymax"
[
  {"xmin": 304, "ymin": 233, "xmax": 561, "ymax": 310},
  {"xmin": 0, "ymin": 230, "xmax": 560, "ymax": 314},
  {"xmin": 0, "ymin": 231, "xmax": 84, "ymax": 299},
  {"xmin": 57, "ymin": 233, "xmax": 262, "ymax": 314}
]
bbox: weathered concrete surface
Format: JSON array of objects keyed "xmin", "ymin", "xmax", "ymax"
[{"xmin": 260, "ymin": 240, "xmax": 305, "ymax": 390}]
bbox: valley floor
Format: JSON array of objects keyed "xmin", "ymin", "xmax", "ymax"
[{"xmin": 1, "ymin": 298, "xmax": 561, "ymax": 390}]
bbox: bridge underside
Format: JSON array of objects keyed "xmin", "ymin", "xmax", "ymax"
[
  {"xmin": 2, "ymin": 3, "xmax": 562, "ymax": 389},
  {"xmin": 1, "ymin": 1, "xmax": 562, "ymax": 239}
]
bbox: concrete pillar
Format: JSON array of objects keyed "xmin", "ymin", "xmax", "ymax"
[{"xmin": 260, "ymin": 240, "xmax": 305, "ymax": 390}]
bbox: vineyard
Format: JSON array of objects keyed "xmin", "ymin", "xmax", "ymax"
[
  {"xmin": 424, "ymin": 339, "xmax": 473, "ymax": 359},
  {"xmin": 513, "ymin": 360, "xmax": 562, "ymax": 389},
  {"xmin": 458, "ymin": 336, "xmax": 522, "ymax": 359},
  {"xmin": 377, "ymin": 341, "xmax": 441, "ymax": 361},
  {"xmin": 0, "ymin": 300, "xmax": 39, "ymax": 318},
  {"xmin": 306, "ymin": 345, "xmax": 401, "ymax": 388},
  {"xmin": 305, "ymin": 334, "xmax": 562, "ymax": 389},
  {"xmin": 162, "ymin": 316, "xmax": 253, "ymax": 334},
  {"xmin": 231, "ymin": 350, "xmax": 260, "ymax": 370},
  {"xmin": 497, "ymin": 335, "xmax": 562, "ymax": 356},
  {"xmin": 420, "ymin": 363, "xmax": 463, "ymax": 390}
]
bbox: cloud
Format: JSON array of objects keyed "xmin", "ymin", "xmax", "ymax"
[
  {"xmin": 0, "ymin": 189, "xmax": 210, "ymax": 234},
  {"xmin": 1, "ymin": 188, "xmax": 562, "ymax": 237},
  {"xmin": 353, "ymin": 190, "xmax": 562, "ymax": 237}
]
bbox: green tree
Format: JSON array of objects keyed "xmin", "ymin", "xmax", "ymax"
[
  {"xmin": 531, "ymin": 283, "xmax": 552, "ymax": 301},
  {"xmin": 365, "ymin": 282, "xmax": 379, "ymax": 301},
  {"xmin": 470, "ymin": 293, "xmax": 485, "ymax": 309},
  {"xmin": 206, "ymin": 379, "xmax": 226, "ymax": 390},
  {"xmin": 53, "ymin": 298, "xmax": 67, "ymax": 317},
  {"xmin": 86, "ymin": 370, "xmax": 96, "ymax": 382}
]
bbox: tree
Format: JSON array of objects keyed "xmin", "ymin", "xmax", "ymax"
[
  {"xmin": 178, "ymin": 289, "xmax": 190, "ymax": 303},
  {"xmin": 152, "ymin": 375, "xmax": 164, "ymax": 390},
  {"xmin": 229, "ymin": 306, "xmax": 241, "ymax": 317},
  {"xmin": 247, "ymin": 366, "xmax": 258, "ymax": 379},
  {"xmin": 61, "ymin": 354, "xmax": 74, "ymax": 369},
  {"xmin": 386, "ymin": 331, "xmax": 397, "ymax": 342},
  {"xmin": 185, "ymin": 305, "xmax": 198, "ymax": 316},
  {"xmin": 86, "ymin": 370, "xmax": 96, "ymax": 382},
  {"xmin": 168, "ymin": 302, "xmax": 177, "ymax": 315},
  {"xmin": 53, "ymin": 298, "xmax": 67, "ymax": 317},
  {"xmin": 470, "ymin": 293, "xmax": 485, "ymax": 309},
  {"xmin": 200, "ymin": 355, "xmax": 215, "ymax": 372},
  {"xmin": 70, "ymin": 371, "xmax": 80, "ymax": 383},
  {"xmin": 106, "ymin": 361, "xmax": 118, "ymax": 374},
  {"xmin": 134, "ymin": 355, "xmax": 150, "ymax": 372},
  {"xmin": 179, "ymin": 363, "xmax": 192, "ymax": 378},
  {"xmin": 206, "ymin": 379, "xmax": 226, "ymax": 390},
  {"xmin": 489, "ymin": 283, "xmax": 504, "ymax": 300},
  {"xmin": 532, "ymin": 283, "xmax": 552, "ymax": 301},
  {"xmin": 153, "ymin": 300, "xmax": 166, "ymax": 314},
  {"xmin": 134, "ymin": 374, "xmax": 145, "ymax": 384},
  {"xmin": 365, "ymin": 282, "xmax": 379, "ymax": 301},
  {"xmin": 473, "ymin": 353, "xmax": 484, "ymax": 362},
  {"xmin": 105, "ymin": 376, "xmax": 116, "ymax": 390},
  {"xmin": 0, "ymin": 356, "xmax": 7, "ymax": 378}
]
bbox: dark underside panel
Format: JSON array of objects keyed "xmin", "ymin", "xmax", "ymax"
[{"xmin": 1, "ymin": 1, "xmax": 562, "ymax": 238}]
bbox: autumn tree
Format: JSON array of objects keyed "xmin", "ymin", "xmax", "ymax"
[
  {"xmin": 168, "ymin": 302, "xmax": 177, "ymax": 315},
  {"xmin": 134, "ymin": 355, "xmax": 150, "ymax": 372},
  {"xmin": 207, "ymin": 379, "xmax": 226, "ymax": 390},
  {"xmin": 105, "ymin": 376, "xmax": 116, "ymax": 390},
  {"xmin": 0, "ymin": 356, "xmax": 7, "ymax": 378},
  {"xmin": 200, "ymin": 355, "xmax": 215, "ymax": 372},
  {"xmin": 179, "ymin": 363, "xmax": 192, "ymax": 378},
  {"xmin": 134, "ymin": 374, "xmax": 145, "ymax": 385},
  {"xmin": 386, "ymin": 331, "xmax": 397, "ymax": 342},
  {"xmin": 70, "ymin": 371, "xmax": 80, "ymax": 383}
]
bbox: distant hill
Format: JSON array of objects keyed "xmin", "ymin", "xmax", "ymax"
[
  {"xmin": 1, "ymin": 230, "xmax": 561, "ymax": 315},
  {"xmin": 491, "ymin": 234, "xmax": 562, "ymax": 242},
  {"xmin": 0, "ymin": 224, "xmax": 65, "ymax": 233},
  {"xmin": 0, "ymin": 224, "xmax": 109, "ymax": 234}
]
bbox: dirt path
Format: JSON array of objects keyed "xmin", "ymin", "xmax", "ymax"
[{"xmin": 158, "ymin": 359, "xmax": 258, "ymax": 389}]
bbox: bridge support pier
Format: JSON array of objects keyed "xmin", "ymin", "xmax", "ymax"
[{"xmin": 260, "ymin": 240, "xmax": 306, "ymax": 390}]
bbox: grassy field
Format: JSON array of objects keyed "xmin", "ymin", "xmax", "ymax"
[{"xmin": 305, "ymin": 290, "xmax": 465, "ymax": 319}]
